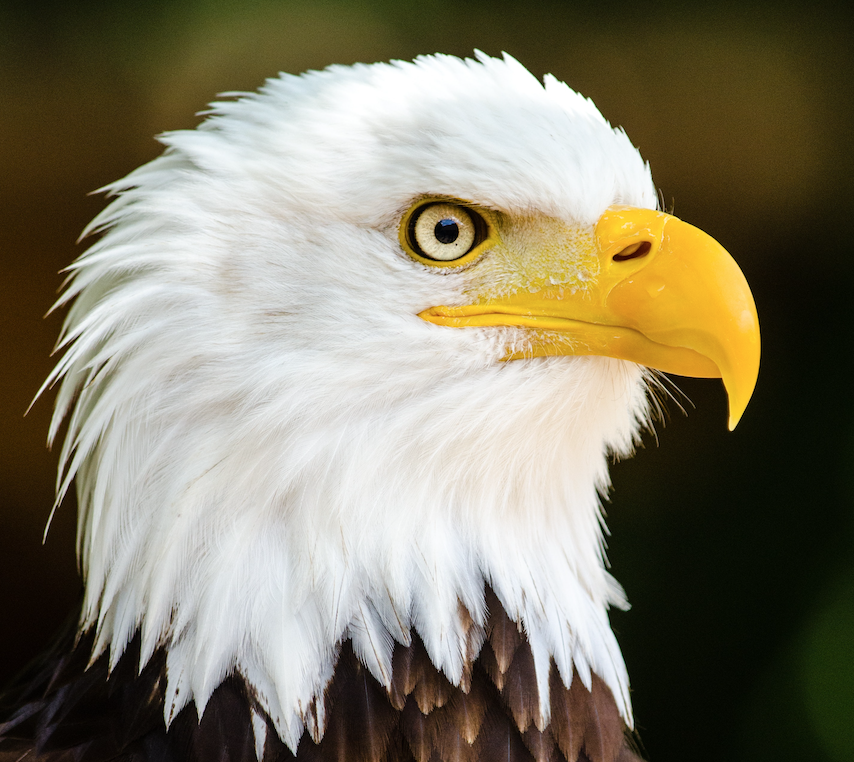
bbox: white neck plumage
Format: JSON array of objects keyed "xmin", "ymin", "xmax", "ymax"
[{"xmin": 64, "ymin": 343, "xmax": 649, "ymax": 751}]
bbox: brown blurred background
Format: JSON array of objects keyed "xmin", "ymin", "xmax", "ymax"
[{"xmin": 2, "ymin": 1, "xmax": 853, "ymax": 760}]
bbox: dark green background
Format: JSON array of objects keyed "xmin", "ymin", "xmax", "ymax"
[{"xmin": 2, "ymin": 1, "xmax": 853, "ymax": 760}]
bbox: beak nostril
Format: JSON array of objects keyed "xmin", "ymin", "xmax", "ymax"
[{"xmin": 613, "ymin": 241, "xmax": 651, "ymax": 262}]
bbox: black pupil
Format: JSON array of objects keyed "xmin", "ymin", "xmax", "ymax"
[{"xmin": 434, "ymin": 219, "xmax": 459, "ymax": 244}]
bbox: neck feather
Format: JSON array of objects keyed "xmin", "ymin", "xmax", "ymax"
[{"xmin": 63, "ymin": 351, "xmax": 649, "ymax": 749}]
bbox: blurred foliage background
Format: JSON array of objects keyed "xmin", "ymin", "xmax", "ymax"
[{"xmin": 1, "ymin": 1, "xmax": 853, "ymax": 760}]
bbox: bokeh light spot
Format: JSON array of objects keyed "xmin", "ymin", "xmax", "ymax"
[{"xmin": 801, "ymin": 573, "xmax": 854, "ymax": 762}]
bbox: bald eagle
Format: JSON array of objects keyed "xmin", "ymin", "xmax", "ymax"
[{"xmin": 0, "ymin": 53, "xmax": 759, "ymax": 762}]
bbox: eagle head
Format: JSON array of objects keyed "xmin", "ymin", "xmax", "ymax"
[{"xmin": 43, "ymin": 52, "xmax": 759, "ymax": 756}]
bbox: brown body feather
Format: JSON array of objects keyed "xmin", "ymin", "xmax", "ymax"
[{"xmin": 0, "ymin": 591, "xmax": 644, "ymax": 762}]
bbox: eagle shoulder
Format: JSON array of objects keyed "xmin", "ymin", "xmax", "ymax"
[{"xmin": 0, "ymin": 590, "xmax": 643, "ymax": 762}]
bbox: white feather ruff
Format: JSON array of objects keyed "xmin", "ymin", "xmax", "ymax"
[{"xmin": 45, "ymin": 52, "xmax": 657, "ymax": 751}]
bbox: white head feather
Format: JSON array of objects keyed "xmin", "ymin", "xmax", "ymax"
[{"xmin": 45, "ymin": 52, "xmax": 657, "ymax": 750}]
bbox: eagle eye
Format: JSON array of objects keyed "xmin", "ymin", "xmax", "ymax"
[{"xmin": 402, "ymin": 201, "xmax": 490, "ymax": 267}]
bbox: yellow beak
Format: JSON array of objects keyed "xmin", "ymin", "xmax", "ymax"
[{"xmin": 420, "ymin": 206, "xmax": 760, "ymax": 430}]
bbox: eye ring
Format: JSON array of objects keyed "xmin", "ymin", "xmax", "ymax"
[{"xmin": 400, "ymin": 200, "xmax": 492, "ymax": 268}]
